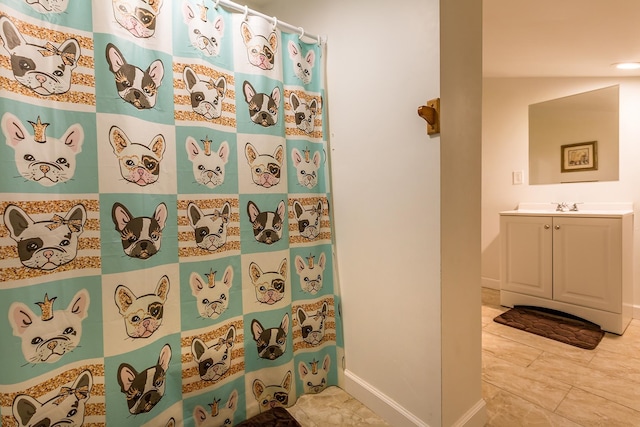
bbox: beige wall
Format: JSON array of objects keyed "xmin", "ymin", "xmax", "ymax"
[
  {"xmin": 482, "ymin": 77, "xmax": 640, "ymax": 317},
  {"xmin": 245, "ymin": 0, "xmax": 484, "ymax": 426},
  {"xmin": 441, "ymin": 0, "xmax": 484, "ymax": 425}
]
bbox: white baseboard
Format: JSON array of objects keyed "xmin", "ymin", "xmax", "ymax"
[
  {"xmin": 343, "ymin": 370, "xmax": 430, "ymax": 427},
  {"xmin": 450, "ymin": 398, "xmax": 487, "ymax": 427},
  {"xmin": 481, "ymin": 277, "xmax": 500, "ymax": 290},
  {"xmin": 343, "ymin": 370, "xmax": 487, "ymax": 427}
]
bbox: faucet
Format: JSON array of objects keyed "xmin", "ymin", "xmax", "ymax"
[{"xmin": 554, "ymin": 202, "xmax": 580, "ymax": 212}]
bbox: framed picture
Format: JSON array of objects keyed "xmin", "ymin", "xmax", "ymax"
[{"xmin": 561, "ymin": 141, "xmax": 598, "ymax": 172}]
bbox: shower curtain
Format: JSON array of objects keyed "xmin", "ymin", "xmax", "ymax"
[{"xmin": 0, "ymin": 1, "xmax": 343, "ymax": 425}]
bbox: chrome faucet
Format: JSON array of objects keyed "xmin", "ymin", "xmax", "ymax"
[{"xmin": 554, "ymin": 202, "xmax": 580, "ymax": 212}]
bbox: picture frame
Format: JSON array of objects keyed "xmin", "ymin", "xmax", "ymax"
[{"xmin": 561, "ymin": 141, "xmax": 598, "ymax": 172}]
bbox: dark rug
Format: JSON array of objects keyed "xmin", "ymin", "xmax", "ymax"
[
  {"xmin": 235, "ymin": 407, "xmax": 301, "ymax": 427},
  {"xmin": 494, "ymin": 305, "xmax": 604, "ymax": 350}
]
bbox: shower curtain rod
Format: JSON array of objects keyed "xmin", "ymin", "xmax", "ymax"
[{"xmin": 217, "ymin": 0, "xmax": 325, "ymax": 45}]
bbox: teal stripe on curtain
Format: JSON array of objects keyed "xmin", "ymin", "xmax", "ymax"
[{"xmin": 0, "ymin": 1, "xmax": 343, "ymax": 425}]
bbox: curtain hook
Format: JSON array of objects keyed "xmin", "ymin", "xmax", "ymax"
[
  {"xmin": 272, "ymin": 16, "xmax": 278, "ymax": 31},
  {"xmin": 243, "ymin": 5, "xmax": 248, "ymax": 21},
  {"xmin": 214, "ymin": 0, "xmax": 220, "ymax": 9},
  {"xmin": 298, "ymin": 26, "xmax": 305, "ymax": 40},
  {"xmin": 317, "ymin": 35, "xmax": 322, "ymax": 46}
]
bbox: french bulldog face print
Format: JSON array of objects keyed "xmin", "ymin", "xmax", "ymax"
[
  {"xmin": 247, "ymin": 200, "xmax": 285, "ymax": 245},
  {"xmin": 240, "ymin": 22, "xmax": 277, "ymax": 70},
  {"xmin": 252, "ymin": 371, "xmax": 292, "ymax": 413},
  {"xmin": 24, "ymin": 0, "xmax": 69, "ymax": 13},
  {"xmin": 111, "ymin": 202, "xmax": 168, "ymax": 259},
  {"xmin": 287, "ymin": 41, "xmax": 315, "ymax": 84},
  {"xmin": 191, "ymin": 326, "xmax": 235, "ymax": 382},
  {"xmin": 0, "ymin": 16, "xmax": 80, "ymax": 96},
  {"xmin": 249, "ymin": 258, "xmax": 287, "ymax": 305},
  {"xmin": 105, "ymin": 43, "xmax": 164, "ymax": 110},
  {"xmin": 185, "ymin": 137, "xmax": 229, "ymax": 189},
  {"xmin": 299, "ymin": 355, "xmax": 330, "ymax": 394},
  {"xmin": 187, "ymin": 202, "xmax": 230, "ymax": 251},
  {"xmin": 183, "ymin": 66, "xmax": 227, "ymax": 120},
  {"xmin": 109, "ymin": 125, "xmax": 165, "ymax": 187},
  {"xmin": 242, "ymin": 81, "xmax": 281, "ymax": 127},
  {"xmin": 295, "ymin": 252, "xmax": 326, "ymax": 295},
  {"xmin": 244, "ymin": 142, "xmax": 283, "ymax": 188},
  {"xmin": 182, "ymin": 1, "xmax": 225, "ymax": 56},
  {"xmin": 112, "ymin": 0, "xmax": 163, "ymax": 38},
  {"xmin": 2, "ymin": 113, "xmax": 84, "ymax": 187},
  {"xmin": 3, "ymin": 203, "xmax": 87, "ymax": 270},
  {"xmin": 193, "ymin": 389, "xmax": 238, "ymax": 427},
  {"xmin": 117, "ymin": 344, "xmax": 172, "ymax": 415},
  {"xmin": 291, "ymin": 148, "xmax": 320, "ymax": 189},
  {"xmin": 292, "ymin": 200, "xmax": 322, "ymax": 240},
  {"xmin": 114, "ymin": 275, "xmax": 169, "ymax": 339},
  {"xmin": 190, "ymin": 266, "xmax": 233, "ymax": 319},
  {"xmin": 9, "ymin": 290, "xmax": 89, "ymax": 364},
  {"xmin": 289, "ymin": 93, "xmax": 317, "ymax": 134},
  {"xmin": 251, "ymin": 313, "xmax": 289, "ymax": 360},
  {"xmin": 297, "ymin": 302, "xmax": 328, "ymax": 346},
  {"xmin": 12, "ymin": 370, "xmax": 93, "ymax": 427}
]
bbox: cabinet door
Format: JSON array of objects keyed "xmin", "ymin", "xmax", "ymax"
[
  {"xmin": 553, "ymin": 217, "xmax": 622, "ymax": 313},
  {"xmin": 501, "ymin": 215, "xmax": 553, "ymax": 298}
]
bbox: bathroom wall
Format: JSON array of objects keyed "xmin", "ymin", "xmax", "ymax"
[
  {"xmin": 482, "ymin": 77, "xmax": 640, "ymax": 315},
  {"xmin": 244, "ymin": 0, "xmax": 484, "ymax": 426}
]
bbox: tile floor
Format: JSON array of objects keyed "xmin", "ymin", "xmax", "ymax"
[
  {"xmin": 482, "ymin": 287, "xmax": 640, "ymax": 426},
  {"xmin": 290, "ymin": 288, "xmax": 640, "ymax": 426},
  {"xmin": 288, "ymin": 386, "xmax": 390, "ymax": 426}
]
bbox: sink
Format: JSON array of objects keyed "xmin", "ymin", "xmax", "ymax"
[{"xmin": 502, "ymin": 202, "xmax": 633, "ymax": 216}]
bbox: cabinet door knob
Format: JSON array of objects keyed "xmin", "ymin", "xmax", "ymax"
[
  {"xmin": 554, "ymin": 225, "xmax": 561, "ymax": 230},
  {"xmin": 544, "ymin": 224, "xmax": 550, "ymax": 229}
]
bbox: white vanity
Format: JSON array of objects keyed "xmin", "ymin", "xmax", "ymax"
[{"xmin": 500, "ymin": 203, "xmax": 634, "ymax": 334}]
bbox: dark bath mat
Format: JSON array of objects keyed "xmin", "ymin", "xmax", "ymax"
[
  {"xmin": 235, "ymin": 407, "xmax": 302, "ymax": 427},
  {"xmin": 494, "ymin": 305, "xmax": 605, "ymax": 350}
]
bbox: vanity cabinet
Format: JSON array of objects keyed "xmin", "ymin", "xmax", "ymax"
[{"xmin": 500, "ymin": 210, "xmax": 633, "ymax": 334}]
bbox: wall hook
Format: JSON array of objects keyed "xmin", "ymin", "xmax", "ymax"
[{"xmin": 417, "ymin": 98, "xmax": 440, "ymax": 135}]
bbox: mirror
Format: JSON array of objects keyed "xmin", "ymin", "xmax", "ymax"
[{"xmin": 529, "ymin": 85, "xmax": 619, "ymax": 185}]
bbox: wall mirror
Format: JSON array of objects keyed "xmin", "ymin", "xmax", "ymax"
[{"xmin": 528, "ymin": 85, "xmax": 619, "ymax": 185}]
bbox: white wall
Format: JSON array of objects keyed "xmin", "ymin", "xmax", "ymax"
[
  {"xmin": 244, "ymin": 0, "xmax": 484, "ymax": 426},
  {"xmin": 482, "ymin": 77, "xmax": 640, "ymax": 315}
]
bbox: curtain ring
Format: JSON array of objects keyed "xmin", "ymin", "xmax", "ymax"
[
  {"xmin": 214, "ymin": 0, "xmax": 220, "ymax": 9},
  {"xmin": 272, "ymin": 16, "xmax": 278, "ymax": 31},
  {"xmin": 243, "ymin": 5, "xmax": 248, "ymax": 21},
  {"xmin": 317, "ymin": 35, "xmax": 322, "ymax": 46},
  {"xmin": 298, "ymin": 26, "xmax": 305, "ymax": 40}
]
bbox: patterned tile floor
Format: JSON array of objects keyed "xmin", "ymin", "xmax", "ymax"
[
  {"xmin": 482, "ymin": 287, "xmax": 640, "ymax": 426},
  {"xmin": 289, "ymin": 386, "xmax": 390, "ymax": 426}
]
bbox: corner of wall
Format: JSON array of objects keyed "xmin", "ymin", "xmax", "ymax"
[
  {"xmin": 450, "ymin": 399, "xmax": 487, "ymax": 427},
  {"xmin": 343, "ymin": 370, "xmax": 431, "ymax": 427},
  {"xmin": 440, "ymin": 0, "xmax": 485, "ymax": 425}
]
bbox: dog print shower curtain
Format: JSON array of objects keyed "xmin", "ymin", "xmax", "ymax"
[{"xmin": 0, "ymin": 1, "xmax": 343, "ymax": 425}]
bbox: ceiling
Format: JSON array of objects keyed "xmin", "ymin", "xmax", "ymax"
[{"xmin": 483, "ymin": 0, "xmax": 640, "ymax": 77}]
